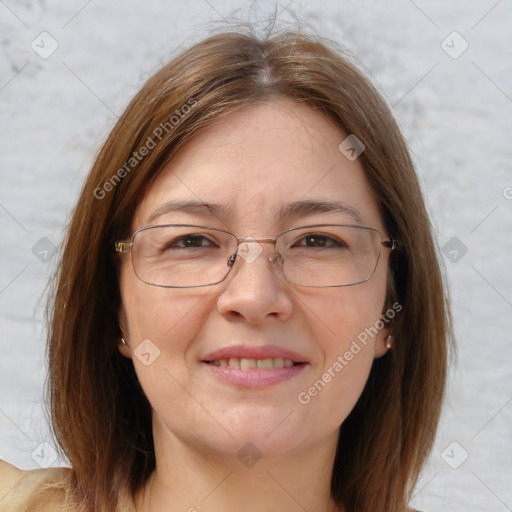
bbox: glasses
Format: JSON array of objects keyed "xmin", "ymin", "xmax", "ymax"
[{"xmin": 115, "ymin": 224, "xmax": 398, "ymax": 288}]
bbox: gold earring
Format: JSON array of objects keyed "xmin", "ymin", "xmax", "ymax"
[
  {"xmin": 121, "ymin": 337, "xmax": 127, "ymax": 345},
  {"xmin": 385, "ymin": 334, "xmax": 393, "ymax": 349}
]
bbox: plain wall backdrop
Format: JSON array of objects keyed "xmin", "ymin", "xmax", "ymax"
[{"xmin": 1, "ymin": 1, "xmax": 511, "ymax": 510}]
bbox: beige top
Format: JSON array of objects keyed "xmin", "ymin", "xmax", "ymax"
[
  {"xmin": 0, "ymin": 460, "xmax": 135, "ymax": 511},
  {"xmin": 1, "ymin": 459, "xmax": 423, "ymax": 511}
]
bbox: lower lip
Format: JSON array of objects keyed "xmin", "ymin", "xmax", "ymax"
[{"xmin": 202, "ymin": 362, "xmax": 308, "ymax": 388}]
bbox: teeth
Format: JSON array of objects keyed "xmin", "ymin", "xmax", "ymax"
[
  {"xmin": 228, "ymin": 357, "xmax": 240, "ymax": 369},
  {"xmin": 210, "ymin": 357, "xmax": 297, "ymax": 370},
  {"xmin": 256, "ymin": 358, "xmax": 273, "ymax": 370},
  {"xmin": 241, "ymin": 358, "xmax": 257, "ymax": 370},
  {"xmin": 273, "ymin": 357, "xmax": 284, "ymax": 369}
]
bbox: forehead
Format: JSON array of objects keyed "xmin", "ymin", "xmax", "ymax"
[{"xmin": 134, "ymin": 98, "xmax": 384, "ymax": 233}]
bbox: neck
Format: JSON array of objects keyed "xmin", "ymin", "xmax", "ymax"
[{"xmin": 134, "ymin": 415, "xmax": 342, "ymax": 512}]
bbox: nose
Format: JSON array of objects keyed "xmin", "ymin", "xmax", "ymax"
[{"xmin": 216, "ymin": 241, "xmax": 293, "ymax": 324}]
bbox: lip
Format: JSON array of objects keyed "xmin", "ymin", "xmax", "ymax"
[
  {"xmin": 202, "ymin": 362, "xmax": 308, "ymax": 388},
  {"xmin": 202, "ymin": 345, "xmax": 309, "ymax": 363},
  {"xmin": 200, "ymin": 344, "xmax": 309, "ymax": 389}
]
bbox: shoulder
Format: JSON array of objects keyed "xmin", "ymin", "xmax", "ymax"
[{"xmin": 0, "ymin": 459, "xmax": 75, "ymax": 511}]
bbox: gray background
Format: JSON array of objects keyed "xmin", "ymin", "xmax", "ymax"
[{"xmin": 1, "ymin": 1, "xmax": 511, "ymax": 510}]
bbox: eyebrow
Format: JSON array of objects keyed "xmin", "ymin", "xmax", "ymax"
[
  {"xmin": 144, "ymin": 200, "xmax": 229, "ymax": 226},
  {"xmin": 278, "ymin": 200, "xmax": 364, "ymax": 225},
  {"xmin": 144, "ymin": 199, "xmax": 364, "ymax": 226}
]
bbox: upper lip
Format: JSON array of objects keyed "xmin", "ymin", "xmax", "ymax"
[{"xmin": 202, "ymin": 345, "xmax": 309, "ymax": 364}]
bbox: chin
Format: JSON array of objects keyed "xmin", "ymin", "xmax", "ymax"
[{"xmin": 221, "ymin": 410, "xmax": 311, "ymax": 458}]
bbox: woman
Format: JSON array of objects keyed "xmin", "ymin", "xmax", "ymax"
[{"xmin": 0, "ymin": 28, "xmax": 450, "ymax": 512}]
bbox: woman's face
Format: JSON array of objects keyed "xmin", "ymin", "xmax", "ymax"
[{"xmin": 119, "ymin": 98, "xmax": 391, "ymax": 461}]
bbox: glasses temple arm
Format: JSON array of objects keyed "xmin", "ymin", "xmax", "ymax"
[
  {"xmin": 114, "ymin": 241, "xmax": 132, "ymax": 253},
  {"xmin": 382, "ymin": 239, "xmax": 399, "ymax": 250}
]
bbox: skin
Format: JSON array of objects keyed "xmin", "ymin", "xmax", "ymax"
[{"xmin": 118, "ymin": 97, "xmax": 391, "ymax": 512}]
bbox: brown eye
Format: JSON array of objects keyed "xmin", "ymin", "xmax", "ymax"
[
  {"xmin": 172, "ymin": 235, "xmax": 214, "ymax": 248},
  {"xmin": 294, "ymin": 234, "xmax": 347, "ymax": 248}
]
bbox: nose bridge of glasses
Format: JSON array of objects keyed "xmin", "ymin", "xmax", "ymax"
[
  {"xmin": 229, "ymin": 237, "xmax": 282, "ymax": 268},
  {"xmin": 237, "ymin": 237, "xmax": 275, "ymax": 245}
]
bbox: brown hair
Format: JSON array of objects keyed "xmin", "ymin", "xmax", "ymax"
[{"xmin": 47, "ymin": 28, "xmax": 451, "ymax": 512}]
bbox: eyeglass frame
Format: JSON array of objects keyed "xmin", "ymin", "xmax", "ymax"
[{"xmin": 115, "ymin": 223, "xmax": 399, "ymax": 289}]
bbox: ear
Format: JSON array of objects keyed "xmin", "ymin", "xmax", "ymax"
[
  {"xmin": 374, "ymin": 326, "xmax": 392, "ymax": 359},
  {"xmin": 118, "ymin": 305, "xmax": 133, "ymax": 359}
]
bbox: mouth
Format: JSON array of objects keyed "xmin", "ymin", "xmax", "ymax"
[
  {"xmin": 204, "ymin": 357, "xmax": 300, "ymax": 370},
  {"xmin": 200, "ymin": 345, "xmax": 309, "ymax": 388}
]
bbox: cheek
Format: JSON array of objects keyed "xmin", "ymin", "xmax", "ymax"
[
  {"xmin": 120, "ymin": 279, "xmax": 220, "ymax": 426},
  {"xmin": 303, "ymin": 277, "xmax": 388, "ymax": 351},
  {"xmin": 119, "ymin": 266, "xmax": 217, "ymax": 391},
  {"xmin": 294, "ymin": 282, "xmax": 386, "ymax": 425},
  {"xmin": 121, "ymin": 264, "xmax": 213, "ymax": 346},
  {"xmin": 300, "ymin": 347, "xmax": 374, "ymax": 434}
]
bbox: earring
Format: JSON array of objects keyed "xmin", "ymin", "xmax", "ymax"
[
  {"xmin": 385, "ymin": 334, "xmax": 393, "ymax": 350},
  {"xmin": 121, "ymin": 337, "xmax": 127, "ymax": 345}
]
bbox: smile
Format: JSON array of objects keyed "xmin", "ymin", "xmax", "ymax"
[
  {"xmin": 200, "ymin": 344, "xmax": 309, "ymax": 388},
  {"xmin": 206, "ymin": 357, "xmax": 297, "ymax": 370}
]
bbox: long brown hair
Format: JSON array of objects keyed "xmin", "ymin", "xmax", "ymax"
[{"xmin": 47, "ymin": 28, "xmax": 451, "ymax": 512}]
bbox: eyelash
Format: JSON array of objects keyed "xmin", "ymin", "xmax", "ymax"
[{"xmin": 165, "ymin": 233, "xmax": 347, "ymax": 250}]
